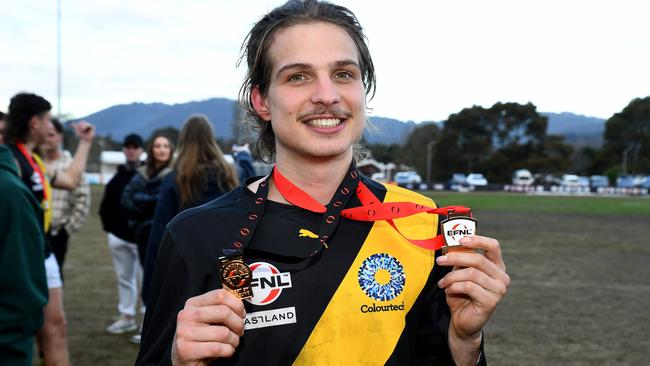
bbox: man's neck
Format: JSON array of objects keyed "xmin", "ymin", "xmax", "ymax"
[
  {"xmin": 125, "ymin": 160, "xmax": 140, "ymax": 169},
  {"xmin": 269, "ymin": 150, "xmax": 353, "ymax": 205},
  {"xmin": 22, "ymin": 140, "xmax": 37, "ymax": 153}
]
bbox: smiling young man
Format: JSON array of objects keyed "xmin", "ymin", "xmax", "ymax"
[{"xmin": 137, "ymin": 1, "xmax": 509, "ymax": 365}]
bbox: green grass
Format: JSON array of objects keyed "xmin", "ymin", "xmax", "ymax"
[
  {"xmin": 60, "ymin": 187, "xmax": 650, "ymax": 365},
  {"xmin": 423, "ymin": 191, "xmax": 650, "ymax": 216}
]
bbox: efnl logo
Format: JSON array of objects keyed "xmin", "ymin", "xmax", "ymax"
[
  {"xmin": 357, "ymin": 253, "xmax": 406, "ymax": 313},
  {"xmin": 245, "ymin": 262, "xmax": 292, "ymax": 306},
  {"xmin": 441, "ymin": 217, "xmax": 476, "ymax": 247},
  {"xmin": 244, "ymin": 262, "xmax": 295, "ymax": 330}
]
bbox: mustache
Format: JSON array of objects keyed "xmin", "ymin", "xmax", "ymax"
[{"xmin": 297, "ymin": 106, "xmax": 353, "ymax": 120}]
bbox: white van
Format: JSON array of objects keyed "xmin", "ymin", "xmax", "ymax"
[{"xmin": 512, "ymin": 169, "xmax": 534, "ymax": 185}]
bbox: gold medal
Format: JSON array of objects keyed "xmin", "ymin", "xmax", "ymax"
[
  {"xmin": 441, "ymin": 216, "xmax": 479, "ymax": 255},
  {"xmin": 219, "ymin": 256, "xmax": 253, "ymax": 299}
]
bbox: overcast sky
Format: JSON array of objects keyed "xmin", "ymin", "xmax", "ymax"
[{"xmin": 2, "ymin": 0, "xmax": 649, "ymax": 122}]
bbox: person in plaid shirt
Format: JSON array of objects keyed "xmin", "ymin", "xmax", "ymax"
[{"xmin": 40, "ymin": 118, "xmax": 91, "ymax": 280}]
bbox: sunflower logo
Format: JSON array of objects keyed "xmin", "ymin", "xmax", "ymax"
[{"xmin": 358, "ymin": 253, "xmax": 405, "ymax": 301}]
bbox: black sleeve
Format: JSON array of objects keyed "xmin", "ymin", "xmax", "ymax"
[
  {"xmin": 99, "ymin": 179, "xmax": 117, "ymax": 232},
  {"xmin": 136, "ymin": 229, "xmax": 200, "ymax": 365},
  {"xmin": 121, "ymin": 173, "xmax": 147, "ymax": 221}
]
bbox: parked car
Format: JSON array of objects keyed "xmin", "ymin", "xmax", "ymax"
[
  {"xmin": 448, "ymin": 173, "xmax": 466, "ymax": 185},
  {"xmin": 641, "ymin": 176, "xmax": 650, "ymax": 189},
  {"xmin": 466, "ymin": 173, "xmax": 488, "ymax": 186},
  {"xmin": 560, "ymin": 174, "xmax": 580, "ymax": 187},
  {"xmin": 371, "ymin": 172, "xmax": 387, "ymax": 182},
  {"xmin": 512, "ymin": 169, "xmax": 534, "ymax": 185},
  {"xmin": 578, "ymin": 176, "xmax": 590, "ymax": 188},
  {"xmin": 394, "ymin": 171, "xmax": 422, "ymax": 185},
  {"xmin": 589, "ymin": 175, "xmax": 609, "ymax": 188},
  {"xmin": 616, "ymin": 175, "xmax": 636, "ymax": 188},
  {"xmin": 633, "ymin": 175, "xmax": 647, "ymax": 187}
]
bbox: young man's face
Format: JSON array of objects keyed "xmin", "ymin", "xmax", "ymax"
[
  {"xmin": 123, "ymin": 144, "xmax": 143, "ymax": 163},
  {"xmin": 253, "ymin": 21, "xmax": 366, "ymax": 162},
  {"xmin": 42, "ymin": 124, "xmax": 62, "ymax": 153},
  {"xmin": 30, "ymin": 111, "xmax": 53, "ymax": 146}
]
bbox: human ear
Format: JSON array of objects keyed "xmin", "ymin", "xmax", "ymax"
[
  {"xmin": 251, "ymin": 86, "xmax": 271, "ymax": 122},
  {"xmin": 29, "ymin": 115, "xmax": 40, "ymax": 131}
]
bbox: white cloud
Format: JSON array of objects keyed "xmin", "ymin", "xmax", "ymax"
[{"xmin": 1, "ymin": 0, "xmax": 649, "ymax": 121}]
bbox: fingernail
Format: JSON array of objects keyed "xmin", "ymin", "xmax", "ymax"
[
  {"xmin": 437, "ymin": 279, "xmax": 444, "ymax": 288},
  {"xmin": 436, "ymin": 255, "xmax": 447, "ymax": 264},
  {"xmin": 460, "ymin": 237, "xmax": 471, "ymax": 245}
]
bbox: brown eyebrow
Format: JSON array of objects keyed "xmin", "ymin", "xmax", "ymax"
[
  {"xmin": 275, "ymin": 59, "xmax": 360, "ymax": 78},
  {"xmin": 275, "ymin": 63, "xmax": 311, "ymax": 78},
  {"xmin": 333, "ymin": 59, "xmax": 360, "ymax": 69}
]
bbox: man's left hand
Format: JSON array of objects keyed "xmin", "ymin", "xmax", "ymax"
[{"xmin": 436, "ymin": 235, "xmax": 509, "ymax": 342}]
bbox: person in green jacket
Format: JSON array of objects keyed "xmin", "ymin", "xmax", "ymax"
[{"xmin": 0, "ymin": 144, "xmax": 48, "ymax": 366}]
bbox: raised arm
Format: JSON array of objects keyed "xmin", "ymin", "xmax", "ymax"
[{"xmin": 51, "ymin": 121, "xmax": 95, "ymax": 190}]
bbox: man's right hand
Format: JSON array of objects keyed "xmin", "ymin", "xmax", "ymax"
[{"xmin": 172, "ymin": 289, "xmax": 246, "ymax": 365}]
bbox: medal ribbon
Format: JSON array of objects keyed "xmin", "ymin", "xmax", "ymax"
[
  {"xmin": 229, "ymin": 164, "xmax": 360, "ymax": 258},
  {"xmin": 272, "ymin": 166, "xmax": 472, "ymax": 252},
  {"xmin": 272, "ymin": 167, "xmax": 327, "ymax": 213},
  {"xmin": 16, "ymin": 142, "xmax": 48, "ymax": 202},
  {"xmin": 347, "ymin": 182, "xmax": 470, "ymax": 251}
]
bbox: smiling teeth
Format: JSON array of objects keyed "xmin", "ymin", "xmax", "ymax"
[{"xmin": 307, "ymin": 118, "xmax": 341, "ymax": 128}]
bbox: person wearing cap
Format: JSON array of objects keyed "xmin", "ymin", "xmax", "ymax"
[
  {"xmin": 137, "ymin": 1, "xmax": 509, "ymax": 365},
  {"xmin": 99, "ymin": 133, "xmax": 145, "ymax": 335}
]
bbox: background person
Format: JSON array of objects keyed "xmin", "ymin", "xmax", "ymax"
[
  {"xmin": 121, "ymin": 133, "xmax": 174, "ymax": 270},
  {"xmin": 40, "ymin": 118, "xmax": 91, "ymax": 281},
  {"xmin": 141, "ymin": 115, "xmax": 252, "ymax": 312},
  {"xmin": 0, "ymin": 144, "xmax": 48, "ymax": 366},
  {"xmin": 5, "ymin": 92, "xmax": 94, "ymax": 366},
  {"xmin": 99, "ymin": 133, "xmax": 144, "ymax": 335},
  {"xmin": 120, "ymin": 133, "xmax": 174, "ymax": 344}
]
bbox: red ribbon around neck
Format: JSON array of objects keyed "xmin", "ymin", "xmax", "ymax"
[
  {"xmin": 272, "ymin": 167, "xmax": 471, "ymax": 251},
  {"xmin": 16, "ymin": 143, "xmax": 48, "ymax": 202}
]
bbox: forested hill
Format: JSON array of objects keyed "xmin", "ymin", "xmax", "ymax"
[{"xmin": 79, "ymin": 98, "xmax": 605, "ymax": 146}]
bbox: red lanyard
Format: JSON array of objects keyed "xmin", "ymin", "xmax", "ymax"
[
  {"xmin": 16, "ymin": 142, "xmax": 48, "ymax": 202},
  {"xmin": 273, "ymin": 167, "xmax": 471, "ymax": 251},
  {"xmin": 272, "ymin": 167, "xmax": 327, "ymax": 213}
]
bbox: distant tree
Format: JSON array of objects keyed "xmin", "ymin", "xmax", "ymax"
[
  {"xmin": 431, "ymin": 102, "xmax": 572, "ymax": 182},
  {"xmin": 526, "ymin": 135, "xmax": 574, "ymax": 176},
  {"xmin": 400, "ymin": 123, "xmax": 441, "ymax": 180},
  {"xmin": 366, "ymin": 143, "xmax": 404, "ymax": 164},
  {"xmin": 572, "ymin": 146, "xmax": 599, "ymax": 175},
  {"xmin": 431, "ymin": 106, "xmax": 491, "ymax": 180},
  {"xmin": 599, "ymin": 96, "xmax": 650, "ymax": 174}
]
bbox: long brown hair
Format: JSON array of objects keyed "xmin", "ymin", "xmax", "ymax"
[{"xmin": 175, "ymin": 115, "xmax": 238, "ymax": 206}]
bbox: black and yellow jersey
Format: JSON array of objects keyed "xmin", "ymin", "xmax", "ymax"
[{"xmin": 137, "ymin": 176, "xmax": 486, "ymax": 365}]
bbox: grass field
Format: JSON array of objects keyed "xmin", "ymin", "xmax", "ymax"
[{"xmin": 58, "ymin": 187, "xmax": 650, "ymax": 365}]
